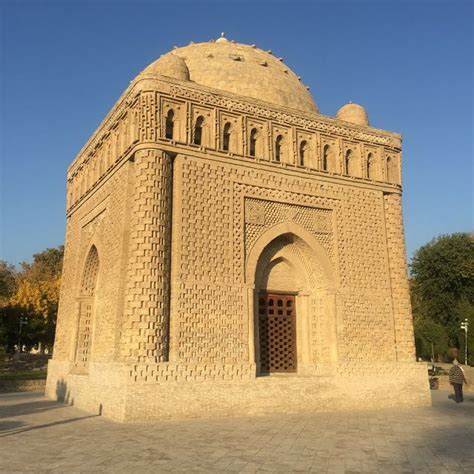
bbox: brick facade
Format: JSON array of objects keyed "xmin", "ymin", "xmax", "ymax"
[{"xmin": 46, "ymin": 36, "xmax": 431, "ymax": 421}]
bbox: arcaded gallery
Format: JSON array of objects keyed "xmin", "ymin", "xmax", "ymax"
[{"xmin": 46, "ymin": 35, "xmax": 430, "ymax": 421}]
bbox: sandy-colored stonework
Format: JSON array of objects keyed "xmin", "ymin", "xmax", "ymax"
[{"xmin": 46, "ymin": 35, "xmax": 430, "ymax": 421}]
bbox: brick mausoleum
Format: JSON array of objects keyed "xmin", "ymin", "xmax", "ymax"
[{"xmin": 46, "ymin": 35, "xmax": 431, "ymax": 421}]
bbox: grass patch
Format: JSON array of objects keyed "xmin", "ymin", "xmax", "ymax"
[{"xmin": 0, "ymin": 370, "xmax": 47, "ymax": 381}]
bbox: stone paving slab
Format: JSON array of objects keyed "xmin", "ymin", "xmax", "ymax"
[{"xmin": 0, "ymin": 389, "xmax": 473, "ymax": 473}]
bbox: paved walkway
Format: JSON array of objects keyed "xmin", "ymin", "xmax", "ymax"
[{"xmin": 0, "ymin": 389, "xmax": 473, "ymax": 473}]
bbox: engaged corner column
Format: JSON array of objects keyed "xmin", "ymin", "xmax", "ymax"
[
  {"xmin": 383, "ymin": 192, "xmax": 415, "ymax": 363},
  {"xmin": 122, "ymin": 148, "xmax": 172, "ymax": 364}
]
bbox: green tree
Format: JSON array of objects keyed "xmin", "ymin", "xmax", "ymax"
[
  {"xmin": 413, "ymin": 314, "xmax": 449, "ymax": 361},
  {"xmin": 410, "ymin": 233, "xmax": 474, "ymax": 361}
]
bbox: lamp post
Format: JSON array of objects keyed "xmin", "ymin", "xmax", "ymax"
[
  {"xmin": 460, "ymin": 318, "xmax": 469, "ymax": 365},
  {"xmin": 17, "ymin": 315, "xmax": 28, "ymax": 353},
  {"xmin": 426, "ymin": 337, "xmax": 434, "ymax": 363}
]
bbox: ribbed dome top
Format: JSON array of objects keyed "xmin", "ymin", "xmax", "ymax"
[{"xmin": 140, "ymin": 35, "xmax": 318, "ymax": 113}]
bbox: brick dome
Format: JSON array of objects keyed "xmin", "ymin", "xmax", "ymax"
[
  {"xmin": 140, "ymin": 35, "xmax": 318, "ymax": 113},
  {"xmin": 143, "ymin": 52, "xmax": 190, "ymax": 81},
  {"xmin": 336, "ymin": 102, "xmax": 369, "ymax": 126}
]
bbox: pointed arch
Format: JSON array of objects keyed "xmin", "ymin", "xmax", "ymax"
[
  {"xmin": 322, "ymin": 144, "xmax": 330, "ymax": 171},
  {"xmin": 386, "ymin": 156, "xmax": 398, "ymax": 183},
  {"xmin": 299, "ymin": 141, "xmax": 307, "ymax": 167},
  {"xmin": 193, "ymin": 116, "xmax": 204, "ymax": 145},
  {"xmin": 223, "ymin": 122, "xmax": 232, "ymax": 152},
  {"xmin": 75, "ymin": 245, "xmax": 100, "ymax": 371},
  {"xmin": 257, "ymin": 255, "xmax": 306, "ymax": 293},
  {"xmin": 246, "ymin": 222, "xmax": 335, "ymax": 288},
  {"xmin": 344, "ymin": 149, "xmax": 352, "ymax": 175},
  {"xmin": 81, "ymin": 245, "xmax": 99, "ymax": 296},
  {"xmin": 249, "ymin": 128, "xmax": 258, "ymax": 157},
  {"xmin": 165, "ymin": 109, "xmax": 174, "ymax": 139},
  {"xmin": 367, "ymin": 153, "xmax": 374, "ymax": 179},
  {"xmin": 274, "ymin": 135, "xmax": 283, "ymax": 162},
  {"xmin": 246, "ymin": 222, "xmax": 338, "ymax": 374}
]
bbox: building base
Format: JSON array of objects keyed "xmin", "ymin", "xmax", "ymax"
[{"xmin": 46, "ymin": 359, "xmax": 431, "ymax": 422}]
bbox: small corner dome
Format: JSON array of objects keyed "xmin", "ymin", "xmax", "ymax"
[
  {"xmin": 336, "ymin": 102, "xmax": 369, "ymax": 126},
  {"xmin": 141, "ymin": 53, "xmax": 190, "ymax": 81},
  {"xmin": 138, "ymin": 36, "xmax": 318, "ymax": 113}
]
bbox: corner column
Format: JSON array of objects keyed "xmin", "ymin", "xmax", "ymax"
[
  {"xmin": 383, "ymin": 192, "xmax": 415, "ymax": 362},
  {"xmin": 122, "ymin": 148, "xmax": 172, "ymax": 363}
]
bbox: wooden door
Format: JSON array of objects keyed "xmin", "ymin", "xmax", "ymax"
[{"xmin": 258, "ymin": 293, "xmax": 297, "ymax": 373}]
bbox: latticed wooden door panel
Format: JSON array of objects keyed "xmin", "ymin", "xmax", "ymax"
[{"xmin": 258, "ymin": 293, "xmax": 296, "ymax": 373}]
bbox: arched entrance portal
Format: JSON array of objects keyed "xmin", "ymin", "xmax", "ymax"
[
  {"xmin": 246, "ymin": 224, "xmax": 337, "ymax": 376},
  {"xmin": 257, "ymin": 244, "xmax": 303, "ymax": 374}
]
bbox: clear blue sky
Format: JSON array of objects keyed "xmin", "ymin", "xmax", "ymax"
[{"xmin": 1, "ymin": 0, "xmax": 473, "ymax": 266}]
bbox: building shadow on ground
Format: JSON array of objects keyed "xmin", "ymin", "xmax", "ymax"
[
  {"xmin": 0, "ymin": 413, "xmax": 100, "ymax": 437},
  {"xmin": 0, "ymin": 380, "xmax": 73, "ymax": 419},
  {"xmin": 0, "ymin": 378, "xmax": 73, "ymax": 419},
  {"xmin": 0, "ymin": 399, "xmax": 64, "ymax": 419},
  {"xmin": 0, "ymin": 378, "xmax": 103, "ymax": 438},
  {"xmin": 0, "ymin": 420, "xmax": 25, "ymax": 432}
]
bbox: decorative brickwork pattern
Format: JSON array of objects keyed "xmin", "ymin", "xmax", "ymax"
[
  {"xmin": 335, "ymin": 188, "xmax": 395, "ymax": 361},
  {"xmin": 384, "ymin": 193, "xmax": 416, "ymax": 361},
  {"xmin": 48, "ymin": 37, "xmax": 428, "ymax": 421},
  {"xmin": 168, "ymin": 83, "xmax": 400, "ymax": 148},
  {"xmin": 336, "ymin": 189, "xmax": 389, "ymax": 290},
  {"xmin": 74, "ymin": 301, "xmax": 93, "ymax": 370},
  {"xmin": 52, "ymin": 223, "xmax": 77, "ymax": 361},
  {"xmin": 121, "ymin": 149, "xmax": 172, "ymax": 363},
  {"xmin": 139, "ymin": 92, "xmax": 158, "ymax": 142},
  {"xmin": 340, "ymin": 294, "xmax": 395, "ymax": 361},
  {"xmin": 175, "ymin": 282, "xmax": 246, "ymax": 363},
  {"xmin": 67, "ymin": 77, "xmax": 402, "ymax": 213},
  {"xmin": 233, "ymin": 182, "xmax": 339, "ymax": 284},
  {"xmin": 73, "ymin": 246, "xmax": 100, "ymax": 371},
  {"xmin": 80, "ymin": 246, "xmax": 99, "ymax": 297},
  {"xmin": 129, "ymin": 362, "xmax": 254, "ymax": 383},
  {"xmin": 171, "ymin": 157, "xmax": 247, "ymax": 364},
  {"xmin": 177, "ymin": 158, "xmax": 233, "ymax": 284},
  {"xmin": 244, "ymin": 198, "xmax": 333, "ymax": 252},
  {"xmin": 67, "ymin": 105, "xmax": 138, "ymax": 212},
  {"xmin": 53, "ymin": 164, "xmax": 130, "ymax": 364}
]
